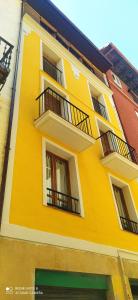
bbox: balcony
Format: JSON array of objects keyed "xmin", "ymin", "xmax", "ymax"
[
  {"xmin": 0, "ymin": 36, "xmax": 13, "ymax": 90},
  {"xmin": 100, "ymin": 131, "xmax": 138, "ymax": 180},
  {"xmin": 47, "ymin": 188, "xmax": 80, "ymax": 214},
  {"xmin": 34, "ymin": 88, "xmax": 95, "ymax": 151},
  {"xmin": 120, "ymin": 216, "xmax": 138, "ymax": 234},
  {"xmin": 92, "ymin": 97, "xmax": 108, "ymax": 120},
  {"xmin": 43, "ymin": 57, "xmax": 62, "ymax": 85}
]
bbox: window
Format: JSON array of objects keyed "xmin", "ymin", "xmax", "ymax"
[
  {"xmin": 110, "ymin": 176, "xmax": 138, "ymax": 234},
  {"xmin": 45, "ymin": 146, "xmax": 81, "ymax": 215},
  {"xmin": 113, "ymin": 185, "xmax": 129, "ymax": 220},
  {"xmin": 112, "ymin": 73, "xmax": 122, "ymax": 88},
  {"xmin": 46, "ymin": 151, "xmax": 70, "ymax": 198},
  {"xmin": 89, "ymin": 85, "xmax": 108, "ymax": 120},
  {"xmin": 42, "ymin": 44, "xmax": 63, "ymax": 85},
  {"xmin": 135, "ymin": 111, "xmax": 138, "ymax": 118}
]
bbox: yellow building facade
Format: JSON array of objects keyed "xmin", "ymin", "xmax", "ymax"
[{"xmin": 1, "ymin": 1, "xmax": 138, "ymax": 299}]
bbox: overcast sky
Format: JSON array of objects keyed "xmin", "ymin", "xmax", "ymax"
[{"xmin": 51, "ymin": 0, "xmax": 138, "ymax": 69}]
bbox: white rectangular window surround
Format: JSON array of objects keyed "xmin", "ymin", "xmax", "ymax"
[
  {"xmin": 42, "ymin": 138, "xmax": 84, "ymax": 217},
  {"xmin": 109, "ymin": 175, "xmax": 138, "ymax": 230},
  {"xmin": 135, "ymin": 111, "xmax": 138, "ymax": 118},
  {"xmin": 112, "ymin": 72, "xmax": 122, "ymax": 88},
  {"xmin": 88, "ymin": 83, "xmax": 110, "ymax": 122},
  {"xmin": 40, "ymin": 41, "xmax": 66, "ymax": 88}
]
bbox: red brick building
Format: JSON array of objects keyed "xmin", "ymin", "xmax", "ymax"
[{"xmin": 101, "ymin": 44, "xmax": 138, "ymax": 155}]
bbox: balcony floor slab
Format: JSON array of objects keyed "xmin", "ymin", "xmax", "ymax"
[
  {"xmin": 34, "ymin": 110, "xmax": 95, "ymax": 152},
  {"xmin": 101, "ymin": 152, "xmax": 138, "ymax": 180}
]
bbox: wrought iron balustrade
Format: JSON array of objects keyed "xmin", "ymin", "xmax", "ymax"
[
  {"xmin": 47, "ymin": 188, "xmax": 80, "ymax": 214},
  {"xmin": 92, "ymin": 97, "xmax": 108, "ymax": 120},
  {"xmin": 36, "ymin": 87, "xmax": 92, "ymax": 136},
  {"xmin": 100, "ymin": 131, "xmax": 138, "ymax": 164},
  {"xmin": 120, "ymin": 216, "xmax": 138, "ymax": 234},
  {"xmin": 0, "ymin": 36, "xmax": 13, "ymax": 90},
  {"xmin": 43, "ymin": 57, "xmax": 62, "ymax": 85}
]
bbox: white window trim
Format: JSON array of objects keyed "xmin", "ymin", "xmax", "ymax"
[
  {"xmin": 42, "ymin": 137, "xmax": 84, "ymax": 217},
  {"xmin": 112, "ymin": 72, "xmax": 122, "ymax": 88},
  {"xmin": 108, "ymin": 174, "xmax": 138, "ymax": 231},
  {"xmin": 87, "ymin": 81, "xmax": 111, "ymax": 122},
  {"xmin": 40, "ymin": 40, "xmax": 66, "ymax": 88},
  {"xmin": 135, "ymin": 111, "xmax": 138, "ymax": 118}
]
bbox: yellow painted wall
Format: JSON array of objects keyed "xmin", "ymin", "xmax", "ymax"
[{"xmin": 8, "ymin": 16, "xmax": 138, "ymax": 253}]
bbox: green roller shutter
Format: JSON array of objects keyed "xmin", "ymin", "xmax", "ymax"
[
  {"xmin": 35, "ymin": 270, "xmax": 108, "ymax": 300},
  {"xmin": 35, "ymin": 270, "xmax": 108, "ymax": 289}
]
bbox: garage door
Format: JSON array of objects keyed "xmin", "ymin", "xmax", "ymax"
[
  {"xmin": 35, "ymin": 270, "xmax": 108, "ymax": 300},
  {"xmin": 130, "ymin": 279, "xmax": 138, "ymax": 300},
  {"xmin": 36, "ymin": 286, "xmax": 106, "ymax": 299}
]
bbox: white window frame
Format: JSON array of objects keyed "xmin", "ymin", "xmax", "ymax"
[
  {"xmin": 112, "ymin": 72, "xmax": 122, "ymax": 88},
  {"xmin": 42, "ymin": 137, "xmax": 84, "ymax": 217},
  {"xmin": 135, "ymin": 111, "xmax": 138, "ymax": 118},
  {"xmin": 40, "ymin": 40, "xmax": 66, "ymax": 88},
  {"xmin": 109, "ymin": 174, "xmax": 138, "ymax": 230},
  {"xmin": 88, "ymin": 82, "xmax": 111, "ymax": 122}
]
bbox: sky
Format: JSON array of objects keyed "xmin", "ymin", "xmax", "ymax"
[{"xmin": 51, "ymin": 0, "xmax": 138, "ymax": 69}]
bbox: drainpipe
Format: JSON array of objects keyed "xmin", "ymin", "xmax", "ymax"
[
  {"xmin": 0, "ymin": 0, "xmax": 24, "ymax": 225},
  {"xmin": 118, "ymin": 251, "xmax": 133, "ymax": 300}
]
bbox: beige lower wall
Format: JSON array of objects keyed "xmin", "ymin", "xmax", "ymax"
[
  {"xmin": 1, "ymin": 237, "xmax": 136, "ymax": 299},
  {"xmin": 124, "ymin": 258, "xmax": 138, "ymax": 278}
]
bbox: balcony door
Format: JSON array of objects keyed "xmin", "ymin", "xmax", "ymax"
[
  {"xmin": 100, "ymin": 130, "xmax": 111, "ymax": 156},
  {"xmin": 45, "ymin": 90, "xmax": 61, "ymax": 116},
  {"xmin": 112, "ymin": 185, "xmax": 129, "ymax": 219},
  {"xmin": 46, "ymin": 151, "xmax": 71, "ymax": 209}
]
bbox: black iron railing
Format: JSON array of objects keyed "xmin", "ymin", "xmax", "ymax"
[
  {"xmin": 36, "ymin": 87, "xmax": 92, "ymax": 136},
  {"xmin": 0, "ymin": 36, "xmax": 13, "ymax": 90},
  {"xmin": 92, "ymin": 97, "xmax": 108, "ymax": 120},
  {"xmin": 47, "ymin": 188, "xmax": 80, "ymax": 214},
  {"xmin": 120, "ymin": 216, "xmax": 138, "ymax": 234},
  {"xmin": 43, "ymin": 57, "xmax": 62, "ymax": 85},
  {"xmin": 100, "ymin": 131, "xmax": 138, "ymax": 164}
]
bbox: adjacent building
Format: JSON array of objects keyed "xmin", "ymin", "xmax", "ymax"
[
  {"xmin": 0, "ymin": 1, "xmax": 138, "ymax": 299},
  {"xmin": 0, "ymin": 0, "xmax": 21, "ymax": 214},
  {"xmin": 101, "ymin": 43, "xmax": 138, "ymax": 154}
]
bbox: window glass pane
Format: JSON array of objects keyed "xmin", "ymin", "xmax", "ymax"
[
  {"xmin": 56, "ymin": 159, "xmax": 68, "ymax": 194},
  {"xmin": 113, "ymin": 186, "xmax": 127, "ymax": 218},
  {"xmin": 46, "ymin": 154, "xmax": 52, "ymax": 189}
]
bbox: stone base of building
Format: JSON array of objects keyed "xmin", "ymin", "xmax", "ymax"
[{"xmin": 0, "ymin": 236, "xmax": 138, "ymax": 299}]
